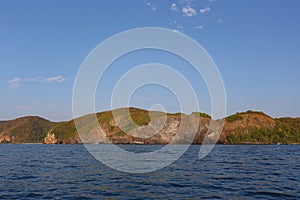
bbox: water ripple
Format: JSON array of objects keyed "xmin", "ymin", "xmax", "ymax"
[{"xmin": 0, "ymin": 144, "xmax": 299, "ymax": 199}]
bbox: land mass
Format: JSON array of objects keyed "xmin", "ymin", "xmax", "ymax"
[{"xmin": 0, "ymin": 107, "xmax": 299, "ymax": 144}]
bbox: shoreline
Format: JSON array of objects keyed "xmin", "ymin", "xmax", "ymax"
[{"xmin": 1, "ymin": 143, "xmax": 299, "ymax": 145}]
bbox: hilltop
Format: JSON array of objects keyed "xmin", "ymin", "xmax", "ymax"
[
  {"xmin": 220, "ymin": 111, "xmax": 300, "ymax": 144},
  {"xmin": 0, "ymin": 108, "xmax": 299, "ymax": 144},
  {"xmin": 0, "ymin": 116, "xmax": 54, "ymax": 143}
]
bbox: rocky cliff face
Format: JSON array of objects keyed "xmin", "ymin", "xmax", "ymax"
[
  {"xmin": 44, "ymin": 132, "xmax": 58, "ymax": 144},
  {"xmin": 0, "ymin": 135, "xmax": 11, "ymax": 143},
  {"xmin": 45, "ymin": 109, "xmax": 213, "ymax": 144}
]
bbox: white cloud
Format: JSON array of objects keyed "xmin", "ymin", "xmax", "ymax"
[
  {"xmin": 182, "ymin": 6, "xmax": 196, "ymax": 17},
  {"xmin": 171, "ymin": 3, "xmax": 178, "ymax": 11},
  {"xmin": 172, "ymin": 25, "xmax": 184, "ymax": 33},
  {"xmin": 176, "ymin": 25, "xmax": 184, "ymax": 30},
  {"xmin": 169, "ymin": 20, "xmax": 177, "ymax": 25},
  {"xmin": 144, "ymin": 0, "xmax": 156, "ymax": 11},
  {"xmin": 45, "ymin": 76, "xmax": 69, "ymax": 83},
  {"xmin": 195, "ymin": 25, "xmax": 204, "ymax": 30},
  {"xmin": 8, "ymin": 77, "xmax": 22, "ymax": 88},
  {"xmin": 8, "ymin": 75, "xmax": 69, "ymax": 88},
  {"xmin": 200, "ymin": 7, "xmax": 211, "ymax": 14},
  {"xmin": 170, "ymin": 20, "xmax": 184, "ymax": 33}
]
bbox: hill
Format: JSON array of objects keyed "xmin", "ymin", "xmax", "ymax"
[
  {"xmin": 219, "ymin": 111, "xmax": 300, "ymax": 144},
  {"xmin": 0, "ymin": 116, "xmax": 55, "ymax": 143},
  {"xmin": 45, "ymin": 108, "xmax": 300, "ymax": 144},
  {"xmin": 1, "ymin": 108, "xmax": 300, "ymax": 144},
  {"xmin": 45, "ymin": 107, "xmax": 203, "ymax": 144}
]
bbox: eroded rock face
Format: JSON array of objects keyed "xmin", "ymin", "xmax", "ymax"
[
  {"xmin": 69, "ymin": 112, "xmax": 212, "ymax": 145},
  {"xmin": 44, "ymin": 133, "xmax": 58, "ymax": 144},
  {"xmin": 80, "ymin": 127, "xmax": 110, "ymax": 144},
  {"xmin": 0, "ymin": 135, "xmax": 11, "ymax": 143}
]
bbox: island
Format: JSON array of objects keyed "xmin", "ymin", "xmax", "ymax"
[{"xmin": 0, "ymin": 107, "xmax": 299, "ymax": 145}]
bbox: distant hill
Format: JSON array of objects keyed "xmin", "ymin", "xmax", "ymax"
[
  {"xmin": 1, "ymin": 108, "xmax": 300, "ymax": 144},
  {"xmin": 220, "ymin": 111, "xmax": 300, "ymax": 144},
  {"xmin": 0, "ymin": 116, "xmax": 55, "ymax": 143}
]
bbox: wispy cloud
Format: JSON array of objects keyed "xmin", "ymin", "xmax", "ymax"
[
  {"xmin": 195, "ymin": 25, "xmax": 204, "ymax": 30},
  {"xmin": 144, "ymin": 0, "xmax": 156, "ymax": 11},
  {"xmin": 169, "ymin": 20, "xmax": 184, "ymax": 32},
  {"xmin": 8, "ymin": 78, "xmax": 22, "ymax": 88},
  {"xmin": 143, "ymin": 0, "xmax": 220, "ymax": 33},
  {"xmin": 8, "ymin": 75, "xmax": 69, "ymax": 88},
  {"xmin": 45, "ymin": 75, "xmax": 69, "ymax": 83},
  {"xmin": 199, "ymin": 7, "xmax": 211, "ymax": 14},
  {"xmin": 171, "ymin": 3, "xmax": 178, "ymax": 11},
  {"xmin": 175, "ymin": 25, "xmax": 184, "ymax": 32},
  {"xmin": 182, "ymin": 6, "xmax": 197, "ymax": 17}
]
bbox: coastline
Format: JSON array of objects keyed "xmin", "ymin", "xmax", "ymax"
[{"xmin": 1, "ymin": 143, "xmax": 299, "ymax": 145}]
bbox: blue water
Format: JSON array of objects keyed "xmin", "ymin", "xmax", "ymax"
[{"xmin": 0, "ymin": 145, "xmax": 299, "ymax": 199}]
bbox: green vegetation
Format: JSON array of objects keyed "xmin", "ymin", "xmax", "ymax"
[
  {"xmin": 225, "ymin": 110, "xmax": 273, "ymax": 123},
  {"xmin": 169, "ymin": 112, "xmax": 185, "ymax": 116},
  {"xmin": 225, "ymin": 113, "xmax": 243, "ymax": 122},
  {"xmin": 1, "ymin": 108, "xmax": 300, "ymax": 144},
  {"xmin": 50, "ymin": 107, "xmax": 157, "ymax": 142},
  {"xmin": 224, "ymin": 120, "xmax": 300, "ymax": 144},
  {"xmin": 50, "ymin": 121, "xmax": 77, "ymax": 141},
  {"xmin": 116, "ymin": 130, "xmax": 127, "ymax": 136},
  {"xmin": 244, "ymin": 110, "xmax": 266, "ymax": 115},
  {"xmin": 192, "ymin": 112, "xmax": 211, "ymax": 119},
  {"xmin": 97, "ymin": 111, "xmax": 113, "ymax": 124},
  {"xmin": 0, "ymin": 116, "xmax": 54, "ymax": 143},
  {"xmin": 129, "ymin": 107, "xmax": 151, "ymax": 126}
]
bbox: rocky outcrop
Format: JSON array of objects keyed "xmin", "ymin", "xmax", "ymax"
[
  {"xmin": 44, "ymin": 133, "xmax": 58, "ymax": 144},
  {"xmin": 0, "ymin": 135, "xmax": 11, "ymax": 143},
  {"xmin": 68, "ymin": 112, "xmax": 213, "ymax": 145}
]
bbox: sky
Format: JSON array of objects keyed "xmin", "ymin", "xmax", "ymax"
[{"xmin": 1, "ymin": 0, "xmax": 300, "ymax": 121}]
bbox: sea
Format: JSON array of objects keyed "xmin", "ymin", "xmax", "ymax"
[{"xmin": 0, "ymin": 144, "xmax": 299, "ymax": 199}]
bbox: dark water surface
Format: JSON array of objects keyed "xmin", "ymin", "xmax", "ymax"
[{"xmin": 0, "ymin": 144, "xmax": 299, "ymax": 199}]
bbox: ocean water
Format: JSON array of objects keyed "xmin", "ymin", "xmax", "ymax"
[{"xmin": 0, "ymin": 144, "xmax": 299, "ymax": 199}]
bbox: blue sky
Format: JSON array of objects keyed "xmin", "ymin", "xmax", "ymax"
[{"xmin": 1, "ymin": 0, "xmax": 300, "ymax": 121}]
